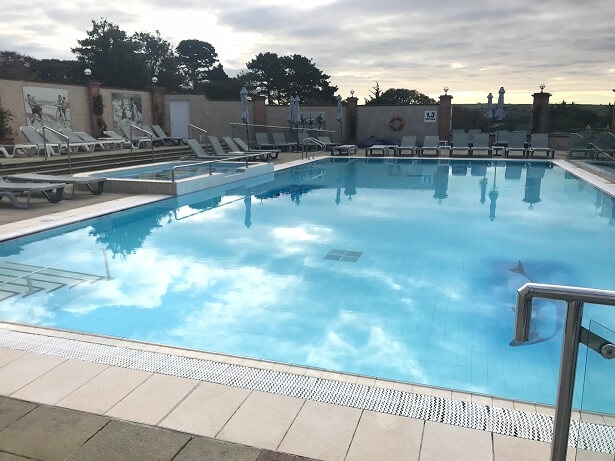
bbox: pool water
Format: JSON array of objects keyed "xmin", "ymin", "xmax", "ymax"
[{"xmin": 1, "ymin": 158, "xmax": 614, "ymax": 412}]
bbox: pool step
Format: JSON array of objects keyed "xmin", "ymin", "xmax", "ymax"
[{"xmin": 0, "ymin": 261, "xmax": 105, "ymax": 303}]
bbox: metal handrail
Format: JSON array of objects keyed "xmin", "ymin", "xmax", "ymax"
[
  {"xmin": 42, "ymin": 125, "xmax": 72, "ymax": 172},
  {"xmin": 129, "ymin": 124, "xmax": 154, "ymax": 161},
  {"xmin": 229, "ymin": 122, "xmax": 335, "ymax": 134},
  {"xmin": 188, "ymin": 125, "xmax": 208, "ymax": 143},
  {"xmin": 513, "ymin": 282, "xmax": 615, "ymax": 461},
  {"xmin": 301, "ymin": 136, "xmax": 326, "ymax": 159},
  {"xmin": 170, "ymin": 153, "xmax": 270, "ymax": 182}
]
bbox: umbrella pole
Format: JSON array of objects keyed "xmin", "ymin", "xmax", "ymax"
[{"xmin": 245, "ymin": 123, "xmax": 249, "ymax": 150}]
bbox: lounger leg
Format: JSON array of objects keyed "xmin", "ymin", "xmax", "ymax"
[
  {"xmin": 85, "ymin": 181, "xmax": 105, "ymax": 195},
  {"xmin": 41, "ymin": 187, "xmax": 65, "ymax": 203},
  {"xmin": 0, "ymin": 191, "xmax": 30, "ymax": 209}
]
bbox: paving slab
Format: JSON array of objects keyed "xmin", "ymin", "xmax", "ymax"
[
  {"xmin": 0, "ymin": 405, "xmax": 108, "ymax": 461},
  {"xmin": 65, "ymin": 419, "xmax": 191, "ymax": 461},
  {"xmin": 0, "ymin": 397, "xmax": 35, "ymax": 431}
]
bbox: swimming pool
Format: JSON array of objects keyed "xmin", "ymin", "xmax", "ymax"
[{"xmin": 1, "ymin": 158, "xmax": 614, "ymax": 413}]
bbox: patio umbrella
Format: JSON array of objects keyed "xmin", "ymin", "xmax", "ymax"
[
  {"xmin": 336, "ymin": 95, "xmax": 344, "ymax": 141},
  {"xmin": 240, "ymin": 87, "xmax": 249, "ymax": 147},
  {"xmin": 289, "ymin": 95, "xmax": 300, "ymax": 145},
  {"xmin": 484, "ymin": 93, "xmax": 494, "ymax": 119},
  {"xmin": 494, "ymin": 87, "xmax": 505, "ymax": 121}
]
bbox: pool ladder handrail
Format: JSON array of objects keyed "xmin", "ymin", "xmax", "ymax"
[
  {"xmin": 128, "ymin": 124, "xmax": 154, "ymax": 162},
  {"xmin": 170, "ymin": 152, "xmax": 274, "ymax": 183},
  {"xmin": 302, "ymin": 137, "xmax": 326, "ymax": 159},
  {"xmin": 41, "ymin": 125, "xmax": 72, "ymax": 172},
  {"xmin": 513, "ymin": 282, "xmax": 615, "ymax": 461},
  {"xmin": 188, "ymin": 124, "xmax": 208, "ymax": 143}
]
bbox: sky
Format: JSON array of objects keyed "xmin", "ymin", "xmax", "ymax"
[{"xmin": 0, "ymin": 0, "xmax": 614, "ymax": 105}]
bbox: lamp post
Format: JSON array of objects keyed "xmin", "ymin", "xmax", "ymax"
[
  {"xmin": 540, "ymin": 83, "xmax": 545, "ymax": 93},
  {"xmin": 443, "ymin": 86, "xmax": 449, "ymax": 95},
  {"xmin": 350, "ymin": 89, "xmax": 355, "ymax": 98},
  {"xmin": 152, "ymin": 76, "xmax": 158, "ymax": 86},
  {"xmin": 84, "ymin": 68, "xmax": 91, "ymax": 80}
]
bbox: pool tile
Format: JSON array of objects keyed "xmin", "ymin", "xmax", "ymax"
[
  {"xmin": 277, "ymin": 400, "xmax": 361, "ymax": 461},
  {"xmin": 57, "ymin": 366, "xmax": 151, "ymax": 414},
  {"xmin": 159, "ymin": 381, "xmax": 250, "ymax": 437},
  {"xmin": 218, "ymin": 390, "xmax": 304, "ymax": 450},
  {"xmin": 574, "ymin": 449, "xmax": 615, "ymax": 460},
  {"xmin": 420, "ymin": 421, "xmax": 492, "ymax": 461},
  {"xmin": 345, "ymin": 411, "xmax": 423, "ymax": 461},
  {"xmin": 0, "ymin": 352, "xmax": 65, "ymax": 395},
  {"xmin": 105, "ymin": 373, "xmax": 198, "ymax": 425},
  {"xmin": 11, "ymin": 359, "xmax": 107, "ymax": 405},
  {"xmin": 513, "ymin": 401, "xmax": 537, "ymax": 413}
]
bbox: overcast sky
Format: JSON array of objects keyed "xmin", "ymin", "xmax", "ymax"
[{"xmin": 1, "ymin": 0, "xmax": 613, "ymax": 104}]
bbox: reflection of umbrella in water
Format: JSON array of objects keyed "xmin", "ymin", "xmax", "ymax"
[
  {"xmin": 336, "ymin": 95, "xmax": 344, "ymax": 141},
  {"xmin": 484, "ymin": 92, "xmax": 494, "ymax": 119},
  {"xmin": 480, "ymin": 177, "xmax": 488, "ymax": 204},
  {"xmin": 494, "ymin": 87, "xmax": 505, "ymax": 121},
  {"xmin": 343, "ymin": 161, "xmax": 357, "ymax": 200},
  {"xmin": 433, "ymin": 165, "xmax": 449, "ymax": 203},
  {"xmin": 244, "ymin": 194, "xmax": 252, "ymax": 228},
  {"xmin": 489, "ymin": 166, "xmax": 499, "ymax": 221},
  {"xmin": 240, "ymin": 87, "xmax": 249, "ymax": 147}
]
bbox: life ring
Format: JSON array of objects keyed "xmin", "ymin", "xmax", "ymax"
[{"xmin": 389, "ymin": 116, "xmax": 404, "ymax": 131}]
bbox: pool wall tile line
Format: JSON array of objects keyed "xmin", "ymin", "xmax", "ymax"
[{"xmin": 0, "ymin": 328, "xmax": 613, "ymax": 454}]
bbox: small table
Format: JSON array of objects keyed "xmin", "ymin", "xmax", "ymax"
[{"xmin": 331, "ymin": 145, "xmax": 358, "ymax": 156}]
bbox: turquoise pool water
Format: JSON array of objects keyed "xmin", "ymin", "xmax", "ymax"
[{"xmin": 1, "ymin": 158, "xmax": 614, "ymax": 412}]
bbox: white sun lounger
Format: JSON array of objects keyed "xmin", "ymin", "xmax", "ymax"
[
  {"xmin": 4, "ymin": 173, "xmax": 105, "ymax": 199},
  {"xmin": 0, "ymin": 178, "xmax": 66, "ymax": 209}
]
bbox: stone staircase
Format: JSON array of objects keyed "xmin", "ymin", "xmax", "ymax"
[{"xmin": 0, "ymin": 144, "xmax": 203, "ymax": 176}]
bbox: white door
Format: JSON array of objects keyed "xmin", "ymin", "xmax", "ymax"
[{"xmin": 169, "ymin": 100, "xmax": 190, "ymax": 139}]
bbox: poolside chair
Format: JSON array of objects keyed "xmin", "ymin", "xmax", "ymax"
[
  {"xmin": 185, "ymin": 138, "xmax": 211, "ymax": 159},
  {"xmin": 255, "ymin": 132, "xmax": 276, "ymax": 150},
  {"xmin": 396, "ymin": 135, "xmax": 418, "ymax": 156},
  {"xmin": 366, "ymin": 144, "xmax": 396, "ymax": 156},
  {"xmin": 4, "ymin": 173, "xmax": 105, "ymax": 199},
  {"xmin": 492, "ymin": 130, "xmax": 510, "ymax": 156},
  {"xmin": 317, "ymin": 135, "xmax": 338, "ymax": 151},
  {"xmin": 140, "ymin": 125, "xmax": 165, "ymax": 147},
  {"xmin": 420, "ymin": 136, "xmax": 440, "ymax": 157},
  {"xmin": 505, "ymin": 131, "xmax": 528, "ymax": 158},
  {"xmin": 103, "ymin": 130, "xmax": 146, "ymax": 149},
  {"xmin": 449, "ymin": 132, "xmax": 471, "ymax": 157},
  {"xmin": 72, "ymin": 131, "xmax": 124, "ymax": 151},
  {"xmin": 225, "ymin": 136, "xmax": 277, "ymax": 161},
  {"xmin": 470, "ymin": 133, "xmax": 491, "ymax": 157},
  {"xmin": 117, "ymin": 123, "xmax": 153, "ymax": 148},
  {"xmin": 152, "ymin": 124, "xmax": 184, "ymax": 146},
  {"xmin": 58, "ymin": 128, "xmax": 97, "ymax": 152},
  {"xmin": 527, "ymin": 133, "xmax": 554, "ymax": 158},
  {"xmin": 0, "ymin": 178, "xmax": 66, "ymax": 209},
  {"xmin": 272, "ymin": 132, "xmax": 297, "ymax": 151},
  {"xmin": 20, "ymin": 126, "xmax": 60, "ymax": 156}
]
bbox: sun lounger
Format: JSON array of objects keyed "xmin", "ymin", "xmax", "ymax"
[
  {"xmin": 317, "ymin": 136, "xmax": 338, "ymax": 152},
  {"xmin": 527, "ymin": 133, "xmax": 554, "ymax": 158},
  {"xmin": 396, "ymin": 135, "xmax": 418, "ymax": 156},
  {"xmin": 449, "ymin": 132, "xmax": 471, "ymax": 157},
  {"xmin": 40, "ymin": 128, "xmax": 92, "ymax": 153},
  {"xmin": 366, "ymin": 145, "xmax": 396, "ymax": 156},
  {"xmin": 103, "ymin": 130, "xmax": 137, "ymax": 148},
  {"xmin": 420, "ymin": 136, "xmax": 441, "ymax": 157},
  {"xmin": 116, "ymin": 124, "xmax": 153, "ymax": 148},
  {"xmin": 152, "ymin": 125, "xmax": 184, "ymax": 146},
  {"xmin": 567, "ymin": 132, "xmax": 595, "ymax": 159},
  {"xmin": 233, "ymin": 137, "xmax": 279, "ymax": 160},
  {"xmin": 331, "ymin": 145, "xmax": 358, "ymax": 156},
  {"xmin": 0, "ymin": 178, "xmax": 65, "ymax": 209},
  {"xmin": 4, "ymin": 173, "xmax": 105, "ymax": 199},
  {"xmin": 272, "ymin": 132, "xmax": 297, "ymax": 151},
  {"xmin": 223, "ymin": 136, "xmax": 276, "ymax": 161},
  {"xmin": 72, "ymin": 131, "xmax": 123, "ymax": 151},
  {"xmin": 185, "ymin": 139, "xmax": 212, "ymax": 159},
  {"xmin": 20, "ymin": 126, "xmax": 60, "ymax": 156},
  {"xmin": 505, "ymin": 131, "xmax": 528, "ymax": 158},
  {"xmin": 470, "ymin": 133, "xmax": 492, "ymax": 156},
  {"xmin": 58, "ymin": 128, "xmax": 97, "ymax": 152},
  {"xmin": 255, "ymin": 132, "xmax": 276, "ymax": 150}
]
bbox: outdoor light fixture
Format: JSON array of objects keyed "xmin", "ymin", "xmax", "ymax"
[
  {"xmin": 350, "ymin": 89, "xmax": 355, "ymax": 97},
  {"xmin": 152, "ymin": 76, "xmax": 158, "ymax": 85},
  {"xmin": 84, "ymin": 68, "xmax": 92, "ymax": 77},
  {"xmin": 540, "ymin": 83, "xmax": 545, "ymax": 92},
  {"xmin": 444, "ymin": 87, "xmax": 449, "ymax": 95},
  {"xmin": 255, "ymin": 86, "xmax": 262, "ymax": 95}
]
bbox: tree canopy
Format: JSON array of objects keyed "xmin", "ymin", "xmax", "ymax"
[{"xmin": 365, "ymin": 86, "xmax": 437, "ymax": 105}]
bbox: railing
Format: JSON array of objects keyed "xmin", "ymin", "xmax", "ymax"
[
  {"xmin": 188, "ymin": 124, "xmax": 208, "ymax": 143},
  {"xmin": 301, "ymin": 136, "xmax": 326, "ymax": 160},
  {"xmin": 42, "ymin": 126, "xmax": 72, "ymax": 172},
  {"xmin": 170, "ymin": 152, "xmax": 271, "ymax": 183},
  {"xmin": 513, "ymin": 283, "xmax": 615, "ymax": 461},
  {"xmin": 128, "ymin": 125, "xmax": 154, "ymax": 162}
]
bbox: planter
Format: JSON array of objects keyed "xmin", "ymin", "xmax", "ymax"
[{"xmin": 0, "ymin": 137, "xmax": 14, "ymax": 145}]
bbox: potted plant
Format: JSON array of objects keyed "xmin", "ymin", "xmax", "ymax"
[{"xmin": 0, "ymin": 104, "xmax": 15, "ymax": 145}]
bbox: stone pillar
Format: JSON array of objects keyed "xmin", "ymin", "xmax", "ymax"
[
  {"xmin": 86, "ymin": 81, "xmax": 103, "ymax": 137},
  {"xmin": 346, "ymin": 96, "xmax": 358, "ymax": 145},
  {"xmin": 611, "ymin": 91, "xmax": 615, "ymax": 133},
  {"xmin": 151, "ymin": 86, "xmax": 166, "ymax": 130},
  {"xmin": 253, "ymin": 95, "xmax": 266, "ymax": 129},
  {"xmin": 438, "ymin": 94, "xmax": 453, "ymax": 141},
  {"xmin": 531, "ymin": 90, "xmax": 551, "ymax": 133}
]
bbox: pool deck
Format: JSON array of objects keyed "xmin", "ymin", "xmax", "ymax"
[{"xmin": 0, "ymin": 151, "xmax": 614, "ymax": 461}]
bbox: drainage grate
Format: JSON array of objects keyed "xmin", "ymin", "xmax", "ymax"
[
  {"xmin": 324, "ymin": 249, "xmax": 363, "ymax": 262},
  {"xmin": 0, "ymin": 328, "xmax": 613, "ymax": 453}
]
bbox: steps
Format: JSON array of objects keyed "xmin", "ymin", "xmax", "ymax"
[{"xmin": 0, "ymin": 145, "xmax": 201, "ymax": 176}]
